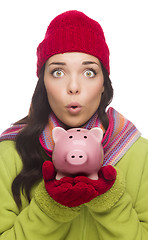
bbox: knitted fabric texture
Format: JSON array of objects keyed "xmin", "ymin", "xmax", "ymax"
[
  {"xmin": 37, "ymin": 10, "xmax": 110, "ymax": 77},
  {"xmin": 42, "ymin": 163, "xmax": 117, "ymax": 207},
  {"xmin": 0, "ymin": 108, "xmax": 141, "ymax": 166},
  {"xmin": 0, "ymin": 124, "xmax": 26, "ymax": 142}
]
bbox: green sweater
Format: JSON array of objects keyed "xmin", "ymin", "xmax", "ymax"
[{"xmin": 0, "ymin": 137, "xmax": 148, "ymax": 240}]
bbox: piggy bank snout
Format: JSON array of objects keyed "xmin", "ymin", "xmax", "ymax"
[{"xmin": 66, "ymin": 149, "xmax": 87, "ymax": 165}]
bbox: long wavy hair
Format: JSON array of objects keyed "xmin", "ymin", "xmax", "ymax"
[{"xmin": 12, "ymin": 62, "xmax": 113, "ymax": 208}]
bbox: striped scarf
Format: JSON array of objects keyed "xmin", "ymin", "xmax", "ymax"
[{"xmin": 0, "ymin": 107, "xmax": 141, "ymax": 166}]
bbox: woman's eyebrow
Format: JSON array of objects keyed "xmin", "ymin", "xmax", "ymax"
[
  {"xmin": 82, "ymin": 61, "xmax": 99, "ymax": 66},
  {"xmin": 48, "ymin": 62, "xmax": 66, "ymax": 66}
]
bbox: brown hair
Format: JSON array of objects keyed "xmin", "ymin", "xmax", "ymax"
[{"xmin": 12, "ymin": 62, "xmax": 113, "ymax": 208}]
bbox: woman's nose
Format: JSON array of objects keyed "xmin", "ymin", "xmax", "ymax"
[{"xmin": 67, "ymin": 76, "xmax": 81, "ymax": 95}]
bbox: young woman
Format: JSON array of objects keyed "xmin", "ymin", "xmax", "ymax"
[{"xmin": 0, "ymin": 10, "xmax": 148, "ymax": 240}]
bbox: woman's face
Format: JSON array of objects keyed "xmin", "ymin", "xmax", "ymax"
[{"xmin": 44, "ymin": 52, "xmax": 104, "ymax": 127}]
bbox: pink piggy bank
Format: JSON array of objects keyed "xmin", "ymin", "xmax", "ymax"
[{"xmin": 52, "ymin": 127, "xmax": 104, "ymax": 180}]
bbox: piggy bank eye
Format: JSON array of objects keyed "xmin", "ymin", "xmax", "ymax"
[
  {"xmin": 84, "ymin": 136, "xmax": 87, "ymax": 139},
  {"xmin": 69, "ymin": 136, "xmax": 73, "ymax": 139}
]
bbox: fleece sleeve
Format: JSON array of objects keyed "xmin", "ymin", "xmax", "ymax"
[
  {"xmin": 0, "ymin": 141, "xmax": 80, "ymax": 240},
  {"xmin": 85, "ymin": 141, "xmax": 148, "ymax": 239}
]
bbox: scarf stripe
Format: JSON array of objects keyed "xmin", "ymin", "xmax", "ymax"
[
  {"xmin": 0, "ymin": 108, "xmax": 141, "ymax": 166},
  {"xmin": 103, "ymin": 108, "xmax": 141, "ymax": 165},
  {"xmin": 0, "ymin": 124, "xmax": 26, "ymax": 141}
]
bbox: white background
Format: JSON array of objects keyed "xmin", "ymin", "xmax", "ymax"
[{"xmin": 0, "ymin": 0, "xmax": 148, "ymax": 138}]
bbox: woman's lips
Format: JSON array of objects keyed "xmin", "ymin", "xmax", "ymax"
[{"xmin": 66, "ymin": 103, "xmax": 82, "ymax": 114}]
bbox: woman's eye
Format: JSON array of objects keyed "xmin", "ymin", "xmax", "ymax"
[
  {"xmin": 52, "ymin": 70, "xmax": 64, "ymax": 78},
  {"xmin": 84, "ymin": 69, "xmax": 96, "ymax": 78}
]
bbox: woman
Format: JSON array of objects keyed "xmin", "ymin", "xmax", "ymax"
[{"xmin": 0, "ymin": 10, "xmax": 148, "ymax": 240}]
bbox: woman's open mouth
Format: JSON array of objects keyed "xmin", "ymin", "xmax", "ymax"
[{"xmin": 66, "ymin": 103, "xmax": 82, "ymax": 114}]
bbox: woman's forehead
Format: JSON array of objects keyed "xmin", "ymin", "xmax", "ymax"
[{"xmin": 46, "ymin": 52, "xmax": 100, "ymax": 66}]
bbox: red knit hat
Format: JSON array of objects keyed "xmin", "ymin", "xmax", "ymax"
[{"xmin": 37, "ymin": 10, "xmax": 110, "ymax": 77}]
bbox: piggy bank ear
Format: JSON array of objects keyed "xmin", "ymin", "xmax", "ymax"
[
  {"xmin": 52, "ymin": 127, "xmax": 67, "ymax": 143},
  {"xmin": 89, "ymin": 127, "xmax": 103, "ymax": 142}
]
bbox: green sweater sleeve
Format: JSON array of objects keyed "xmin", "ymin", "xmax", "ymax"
[
  {"xmin": 0, "ymin": 141, "xmax": 80, "ymax": 240},
  {"xmin": 85, "ymin": 137, "xmax": 148, "ymax": 240}
]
